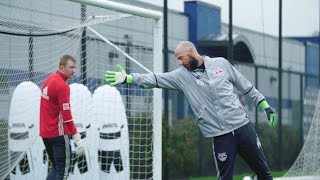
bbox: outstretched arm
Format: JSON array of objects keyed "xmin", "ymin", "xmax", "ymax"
[{"xmin": 105, "ymin": 64, "xmax": 182, "ymax": 90}]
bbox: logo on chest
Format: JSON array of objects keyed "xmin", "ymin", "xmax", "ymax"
[
  {"xmin": 214, "ymin": 68, "xmax": 223, "ymax": 76},
  {"xmin": 196, "ymin": 79, "xmax": 205, "ymax": 86}
]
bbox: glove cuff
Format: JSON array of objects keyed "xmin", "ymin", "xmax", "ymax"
[
  {"xmin": 258, "ymin": 100, "xmax": 269, "ymax": 110},
  {"xmin": 265, "ymin": 107, "xmax": 274, "ymax": 114},
  {"xmin": 72, "ymin": 133, "xmax": 81, "ymax": 141},
  {"xmin": 126, "ymin": 74, "xmax": 134, "ymax": 84}
]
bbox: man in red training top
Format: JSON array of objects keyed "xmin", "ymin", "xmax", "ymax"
[{"xmin": 40, "ymin": 54, "xmax": 84, "ymax": 180}]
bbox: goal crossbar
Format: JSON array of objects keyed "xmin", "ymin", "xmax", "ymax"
[{"xmin": 68, "ymin": 0, "xmax": 162, "ymax": 20}]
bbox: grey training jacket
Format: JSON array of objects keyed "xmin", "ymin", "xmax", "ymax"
[{"xmin": 131, "ymin": 56, "xmax": 265, "ymax": 137}]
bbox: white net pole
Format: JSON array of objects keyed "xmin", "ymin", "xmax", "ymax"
[
  {"xmin": 87, "ymin": 26, "xmax": 153, "ymax": 74},
  {"xmin": 86, "ymin": 24, "xmax": 163, "ymax": 179},
  {"xmin": 72, "ymin": 1, "xmax": 163, "ymax": 178},
  {"xmin": 152, "ymin": 16, "xmax": 163, "ymax": 180}
]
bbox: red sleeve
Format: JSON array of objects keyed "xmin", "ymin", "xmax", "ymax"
[{"xmin": 58, "ymin": 84, "xmax": 77, "ymax": 135}]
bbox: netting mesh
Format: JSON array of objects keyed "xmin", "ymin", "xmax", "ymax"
[
  {"xmin": 0, "ymin": 0, "xmax": 160, "ymax": 179},
  {"xmin": 0, "ymin": 0, "xmax": 131, "ymax": 36},
  {"xmin": 281, "ymin": 88, "xmax": 320, "ymax": 178}
]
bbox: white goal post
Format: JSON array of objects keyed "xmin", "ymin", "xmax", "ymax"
[
  {"xmin": 69, "ymin": 1, "xmax": 164, "ymax": 179},
  {"xmin": 66, "ymin": 7, "xmax": 164, "ymax": 180}
]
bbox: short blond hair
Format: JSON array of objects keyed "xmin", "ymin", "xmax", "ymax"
[{"xmin": 59, "ymin": 55, "xmax": 76, "ymax": 67}]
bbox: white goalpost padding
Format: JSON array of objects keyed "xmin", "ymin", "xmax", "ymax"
[{"xmin": 0, "ymin": 0, "xmax": 163, "ymax": 179}]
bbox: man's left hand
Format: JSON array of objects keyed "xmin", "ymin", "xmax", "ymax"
[
  {"xmin": 258, "ymin": 100, "xmax": 276, "ymax": 127},
  {"xmin": 265, "ymin": 107, "xmax": 276, "ymax": 126}
]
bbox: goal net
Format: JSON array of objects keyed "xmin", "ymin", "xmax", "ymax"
[
  {"xmin": 274, "ymin": 87, "xmax": 320, "ymax": 180},
  {"xmin": 0, "ymin": 0, "xmax": 162, "ymax": 179}
]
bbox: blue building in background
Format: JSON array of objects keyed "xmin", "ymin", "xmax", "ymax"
[
  {"xmin": 289, "ymin": 37, "xmax": 320, "ymax": 87},
  {"xmin": 184, "ymin": 1, "xmax": 221, "ymax": 45}
]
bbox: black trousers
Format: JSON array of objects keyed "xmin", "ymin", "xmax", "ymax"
[
  {"xmin": 43, "ymin": 135, "xmax": 71, "ymax": 180},
  {"xmin": 212, "ymin": 123, "xmax": 273, "ymax": 180}
]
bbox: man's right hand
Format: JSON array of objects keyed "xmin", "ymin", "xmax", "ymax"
[{"xmin": 105, "ymin": 64, "xmax": 133, "ymax": 86}]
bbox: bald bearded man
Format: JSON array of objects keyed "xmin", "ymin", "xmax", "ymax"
[{"xmin": 105, "ymin": 41, "xmax": 275, "ymax": 180}]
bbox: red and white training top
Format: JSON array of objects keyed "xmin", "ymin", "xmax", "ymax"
[{"xmin": 40, "ymin": 71, "xmax": 77, "ymax": 138}]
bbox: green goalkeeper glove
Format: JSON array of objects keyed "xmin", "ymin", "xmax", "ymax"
[
  {"xmin": 105, "ymin": 64, "xmax": 134, "ymax": 86},
  {"xmin": 258, "ymin": 100, "xmax": 276, "ymax": 127}
]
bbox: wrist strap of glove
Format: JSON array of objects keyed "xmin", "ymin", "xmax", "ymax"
[
  {"xmin": 258, "ymin": 100, "xmax": 270, "ymax": 110},
  {"xmin": 72, "ymin": 133, "xmax": 81, "ymax": 141},
  {"xmin": 125, "ymin": 74, "xmax": 134, "ymax": 84},
  {"xmin": 265, "ymin": 107, "xmax": 274, "ymax": 114}
]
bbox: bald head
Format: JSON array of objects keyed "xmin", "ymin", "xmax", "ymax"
[
  {"xmin": 176, "ymin": 41, "xmax": 197, "ymax": 52},
  {"xmin": 174, "ymin": 41, "xmax": 203, "ymax": 70},
  {"xmin": 175, "ymin": 41, "xmax": 199, "ymax": 59}
]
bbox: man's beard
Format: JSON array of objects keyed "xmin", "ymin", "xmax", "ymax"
[{"xmin": 186, "ymin": 56, "xmax": 198, "ymax": 71}]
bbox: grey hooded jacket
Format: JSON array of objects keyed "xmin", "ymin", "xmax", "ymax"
[{"xmin": 131, "ymin": 56, "xmax": 265, "ymax": 137}]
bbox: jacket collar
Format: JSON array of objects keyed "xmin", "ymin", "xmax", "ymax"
[
  {"xmin": 56, "ymin": 71, "xmax": 69, "ymax": 81},
  {"xmin": 190, "ymin": 56, "xmax": 209, "ymax": 72},
  {"xmin": 203, "ymin": 56, "xmax": 212, "ymax": 68}
]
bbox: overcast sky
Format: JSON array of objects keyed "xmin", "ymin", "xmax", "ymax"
[{"xmin": 137, "ymin": 0, "xmax": 319, "ymax": 37}]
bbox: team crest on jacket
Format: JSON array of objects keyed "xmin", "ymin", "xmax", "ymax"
[
  {"xmin": 217, "ymin": 152, "xmax": 227, "ymax": 161},
  {"xmin": 62, "ymin": 103, "xmax": 70, "ymax": 110},
  {"xmin": 214, "ymin": 68, "xmax": 223, "ymax": 75}
]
